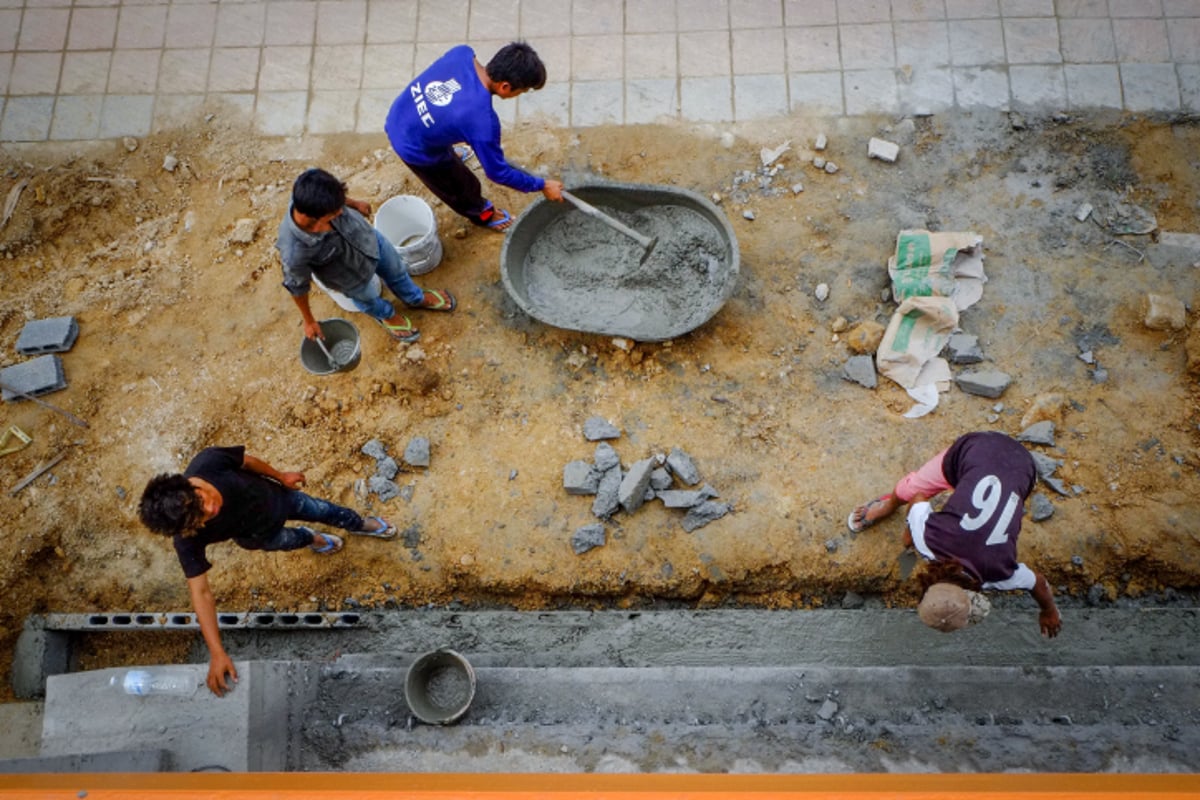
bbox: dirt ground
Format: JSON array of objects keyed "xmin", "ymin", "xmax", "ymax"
[{"xmin": 1, "ymin": 108, "xmax": 1198, "ymax": 697}]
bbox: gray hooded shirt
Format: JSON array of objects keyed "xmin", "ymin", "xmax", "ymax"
[{"xmin": 276, "ymin": 204, "xmax": 381, "ymax": 298}]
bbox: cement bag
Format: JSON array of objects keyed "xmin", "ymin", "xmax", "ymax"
[
  {"xmin": 876, "ymin": 294, "xmax": 959, "ymax": 390},
  {"xmin": 888, "ymin": 230, "xmax": 986, "ymax": 312}
]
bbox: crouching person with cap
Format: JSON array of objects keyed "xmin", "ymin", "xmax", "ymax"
[{"xmin": 847, "ymin": 430, "xmax": 1061, "ymax": 637}]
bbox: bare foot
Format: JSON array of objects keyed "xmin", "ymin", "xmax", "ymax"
[{"xmin": 847, "ymin": 493, "xmax": 900, "ymax": 532}]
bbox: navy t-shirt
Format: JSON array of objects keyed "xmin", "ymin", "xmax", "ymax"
[
  {"xmin": 173, "ymin": 446, "xmax": 291, "ymax": 579},
  {"xmin": 908, "ymin": 432, "xmax": 1037, "ymax": 589}
]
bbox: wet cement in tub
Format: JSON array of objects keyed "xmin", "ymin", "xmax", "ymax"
[
  {"xmin": 425, "ymin": 665, "xmax": 472, "ymax": 709},
  {"xmin": 522, "ymin": 203, "xmax": 730, "ymax": 341}
]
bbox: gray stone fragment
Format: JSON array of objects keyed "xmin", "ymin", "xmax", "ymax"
[
  {"xmin": 619, "ymin": 457, "xmax": 657, "ymax": 514},
  {"xmin": 0, "ymin": 355, "xmax": 67, "ymax": 401},
  {"xmin": 592, "ymin": 467, "xmax": 622, "ymax": 518},
  {"xmin": 657, "ymin": 485, "xmax": 718, "ymax": 509},
  {"xmin": 814, "ymin": 133, "xmax": 827, "ymax": 151},
  {"xmin": 955, "ymin": 369, "xmax": 1012, "ymax": 399},
  {"xmin": 15, "ymin": 317, "xmax": 79, "ymax": 355},
  {"xmin": 649, "ymin": 467, "xmax": 672, "ymax": 491},
  {"xmin": 361, "ymin": 439, "xmax": 388, "ymax": 461},
  {"xmin": 841, "ymin": 591, "xmax": 865, "ymax": 609},
  {"xmin": 1087, "ymin": 584, "xmax": 1107, "ymax": 606},
  {"xmin": 398, "ymin": 484, "xmax": 415, "ymax": 502},
  {"xmin": 666, "ymin": 447, "xmax": 701, "ymax": 486},
  {"xmin": 1078, "ymin": 350, "xmax": 1094, "ymax": 364},
  {"xmin": 815, "ymin": 283, "xmax": 829, "ymax": 302},
  {"xmin": 571, "ymin": 523, "xmax": 607, "ymax": 555},
  {"xmin": 403, "ymin": 437, "xmax": 430, "ymax": 467},
  {"xmin": 1017, "ymin": 420, "xmax": 1056, "ymax": 446},
  {"xmin": 593, "ymin": 442, "xmax": 620, "ymax": 472},
  {"xmin": 817, "ymin": 698, "xmax": 839, "ymax": 721},
  {"xmin": 841, "ymin": 355, "xmax": 877, "ymax": 389},
  {"xmin": 1030, "ymin": 492, "xmax": 1055, "ymax": 522},
  {"xmin": 823, "ymin": 161, "xmax": 839, "ymax": 174},
  {"xmin": 825, "ymin": 539, "xmax": 838, "ymax": 553},
  {"xmin": 375, "ymin": 456, "xmax": 399, "ymax": 481},
  {"xmin": 867, "ymin": 137, "xmax": 899, "ymax": 162},
  {"xmin": 583, "ymin": 416, "xmax": 621, "ymax": 441},
  {"xmin": 681, "ymin": 501, "xmax": 731, "ymax": 532},
  {"xmin": 1074, "ymin": 202, "xmax": 1093, "ymax": 222},
  {"xmin": 1092, "ymin": 368, "xmax": 1108, "ymax": 383},
  {"xmin": 1030, "ymin": 451, "xmax": 1062, "ymax": 480},
  {"xmin": 563, "ymin": 460, "xmax": 600, "ymax": 495},
  {"xmin": 946, "ymin": 333, "xmax": 984, "ymax": 364},
  {"xmin": 1041, "ymin": 474, "xmax": 1070, "ymax": 496},
  {"xmin": 367, "ymin": 475, "xmax": 400, "ymax": 502}
]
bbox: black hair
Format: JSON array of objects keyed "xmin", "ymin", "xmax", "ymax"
[
  {"xmin": 486, "ymin": 41, "xmax": 547, "ymax": 91},
  {"xmin": 139, "ymin": 473, "xmax": 203, "ymax": 537},
  {"xmin": 291, "ymin": 168, "xmax": 346, "ymax": 218}
]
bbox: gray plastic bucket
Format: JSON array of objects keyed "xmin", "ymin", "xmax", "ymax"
[
  {"xmin": 404, "ymin": 649, "xmax": 476, "ymax": 725},
  {"xmin": 374, "ymin": 195, "xmax": 443, "ymax": 275},
  {"xmin": 299, "ymin": 318, "xmax": 361, "ymax": 375}
]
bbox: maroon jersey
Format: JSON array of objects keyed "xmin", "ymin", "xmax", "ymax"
[{"xmin": 909, "ymin": 432, "xmax": 1037, "ymax": 589}]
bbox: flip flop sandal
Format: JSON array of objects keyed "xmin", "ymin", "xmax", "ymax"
[
  {"xmin": 417, "ymin": 289, "xmax": 456, "ymax": 312},
  {"xmin": 847, "ymin": 493, "xmax": 894, "ymax": 533},
  {"xmin": 376, "ymin": 315, "xmax": 420, "ymax": 343},
  {"xmin": 353, "ymin": 515, "xmax": 397, "ymax": 539},
  {"xmin": 453, "ymin": 144, "xmax": 475, "ymax": 164},
  {"xmin": 473, "ymin": 204, "xmax": 513, "ymax": 232},
  {"xmin": 309, "ymin": 532, "xmax": 344, "ymax": 554}
]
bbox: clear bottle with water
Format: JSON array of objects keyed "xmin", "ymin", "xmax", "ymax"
[{"xmin": 110, "ymin": 668, "xmax": 199, "ymax": 697}]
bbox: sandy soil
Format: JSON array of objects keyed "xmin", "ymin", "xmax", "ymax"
[{"xmin": 0, "ymin": 109, "xmax": 1198, "ymax": 696}]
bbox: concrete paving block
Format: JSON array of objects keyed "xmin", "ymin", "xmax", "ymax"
[
  {"xmin": 14, "ymin": 316, "xmax": 79, "ymax": 355},
  {"xmin": 666, "ymin": 447, "xmax": 701, "ymax": 485},
  {"xmin": 571, "ymin": 523, "xmax": 606, "ymax": 555},
  {"xmin": 1017, "ymin": 420, "xmax": 1056, "ymax": 446},
  {"xmin": 592, "ymin": 466, "xmax": 622, "ymax": 518},
  {"xmin": 619, "ymin": 457, "xmax": 657, "ymax": 514},
  {"xmin": 946, "ymin": 332, "xmax": 984, "ymax": 364},
  {"xmin": 867, "ymin": 137, "xmax": 899, "ymax": 162},
  {"xmin": 403, "ymin": 437, "xmax": 430, "ymax": 467},
  {"xmin": 583, "ymin": 416, "xmax": 621, "ymax": 441},
  {"xmin": 563, "ymin": 460, "xmax": 600, "ymax": 495},
  {"xmin": 12, "ymin": 624, "xmax": 72, "ymax": 699},
  {"xmin": 0, "ymin": 749, "xmax": 170, "ymax": 773},
  {"xmin": 955, "ymin": 368, "xmax": 1011, "ymax": 398},
  {"xmin": 41, "ymin": 662, "xmax": 317, "ymax": 772},
  {"xmin": 0, "ymin": 355, "xmax": 67, "ymax": 401},
  {"xmin": 682, "ymin": 500, "xmax": 731, "ymax": 532},
  {"xmin": 841, "ymin": 355, "xmax": 877, "ymax": 388}
]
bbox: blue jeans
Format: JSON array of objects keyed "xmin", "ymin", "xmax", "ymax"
[
  {"xmin": 236, "ymin": 491, "xmax": 365, "ymax": 552},
  {"xmin": 345, "ymin": 231, "xmax": 425, "ymax": 320}
]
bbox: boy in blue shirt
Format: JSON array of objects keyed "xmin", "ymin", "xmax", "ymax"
[{"xmin": 386, "ymin": 41, "xmax": 564, "ymax": 232}]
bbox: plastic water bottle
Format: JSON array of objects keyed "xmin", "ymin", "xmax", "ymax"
[{"xmin": 111, "ymin": 668, "xmax": 199, "ymax": 697}]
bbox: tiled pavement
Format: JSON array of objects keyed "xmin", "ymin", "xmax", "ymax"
[{"xmin": 1, "ymin": 0, "xmax": 1198, "ymax": 143}]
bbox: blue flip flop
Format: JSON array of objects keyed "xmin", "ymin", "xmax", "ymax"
[
  {"xmin": 354, "ymin": 516, "xmax": 396, "ymax": 539},
  {"xmin": 309, "ymin": 532, "xmax": 344, "ymax": 554}
]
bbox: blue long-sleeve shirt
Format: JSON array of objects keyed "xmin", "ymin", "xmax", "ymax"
[{"xmin": 385, "ymin": 45, "xmax": 545, "ymax": 194}]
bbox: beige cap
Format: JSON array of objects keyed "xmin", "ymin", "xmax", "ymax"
[{"xmin": 917, "ymin": 583, "xmax": 991, "ymax": 632}]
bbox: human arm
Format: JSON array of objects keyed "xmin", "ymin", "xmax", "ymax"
[
  {"xmin": 289, "ymin": 293, "xmax": 323, "ymax": 341},
  {"xmin": 241, "ymin": 453, "xmax": 305, "ymax": 490},
  {"xmin": 345, "ymin": 196, "xmax": 373, "ymax": 217},
  {"xmin": 188, "ymin": 573, "xmax": 238, "ymax": 697},
  {"xmin": 1031, "ymin": 571, "xmax": 1061, "ymax": 638}
]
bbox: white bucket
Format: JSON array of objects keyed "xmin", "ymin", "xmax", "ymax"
[{"xmin": 374, "ymin": 195, "xmax": 443, "ymax": 276}]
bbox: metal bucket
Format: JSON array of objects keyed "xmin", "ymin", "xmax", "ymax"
[
  {"xmin": 375, "ymin": 195, "xmax": 443, "ymax": 276},
  {"xmin": 299, "ymin": 318, "xmax": 361, "ymax": 375},
  {"xmin": 500, "ymin": 182, "xmax": 739, "ymax": 342},
  {"xmin": 404, "ymin": 648, "xmax": 476, "ymax": 725}
]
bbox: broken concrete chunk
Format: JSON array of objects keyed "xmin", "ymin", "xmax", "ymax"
[
  {"xmin": 649, "ymin": 467, "xmax": 673, "ymax": 491},
  {"xmin": 1042, "ymin": 474, "xmax": 1070, "ymax": 496},
  {"xmin": 571, "ymin": 523, "xmax": 607, "ymax": 555},
  {"xmin": 162, "ymin": 154, "xmax": 179, "ymax": 172},
  {"xmin": 593, "ymin": 442, "xmax": 620, "ymax": 473},
  {"xmin": 955, "ymin": 369, "xmax": 1012, "ymax": 399},
  {"xmin": 817, "ymin": 699, "xmax": 839, "ymax": 721},
  {"xmin": 760, "ymin": 141, "xmax": 790, "ymax": 167},
  {"xmin": 823, "ymin": 161, "xmax": 839, "ymax": 174},
  {"xmin": 841, "ymin": 355, "xmax": 877, "ymax": 389},
  {"xmin": 681, "ymin": 501, "xmax": 731, "ymax": 532},
  {"xmin": 743, "ymin": 210, "xmax": 756, "ymax": 221},
  {"xmin": 361, "ymin": 439, "xmax": 388, "ymax": 461},
  {"xmin": 375, "ymin": 456, "xmax": 399, "ymax": 481},
  {"xmin": 229, "ymin": 218, "xmax": 258, "ymax": 244},
  {"xmin": 1144, "ymin": 293, "xmax": 1187, "ymax": 331},
  {"xmin": 583, "ymin": 416, "xmax": 621, "ymax": 441},
  {"xmin": 658, "ymin": 485, "xmax": 718, "ymax": 509},
  {"xmin": 814, "ymin": 133, "xmax": 827, "ymax": 151},
  {"xmin": 1030, "ymin": 493, "xmax": 1055, "ymax": 522},
  {"xmin": 15, "ymin": 316, "xmax": 79, "ymax": 355},
  {"xmin": 815, "ymin": 283, "xmax": 830, "ymax": 302},
  {"xmin": 946, "ymin": 333, "xmax": 984, "ymax": 364},
  {"xmin": 1074, "ymin": 203, "xmax": 1093, "ymax": 222},
  {"xmin": 1030, "ymin": 450, "xmax": 1062, "ymax": 480},
  {"xmin": 591, "ymin": 467, "xmax": 622, "ymax": 518},
  {"xmin": 791, "ymin": 183, "xmax": 804, "ymax": 194},
  {"xmin": 403, "ymin": 437, "xmax": 430, "ymax": 467},
  {"xmin": 563, "ymin": 460, "xmax": 600, "ymax": 495},
  {"xmin": 867, "ymin": 137, "xmax": 899, "ymax": 163},
  {"xmin": 367, "ymin": 475, "xmax": 400, "ymax": 502},
  {"xmin": 1017, "ymin": 420, "xmax": 1055, "ymax": 446},
  {"xmin": 666, "ymin": 447, "xmax": 701, "ymax": 486},
  {"xmin": 813, "ymin": 156, "xmax": 826, "ymax": 170},
  {"xmin": 619, "ymin": 458, "xmax": 657, "ymax": 514}
]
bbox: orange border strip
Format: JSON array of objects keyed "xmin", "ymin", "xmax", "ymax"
[{"xmin": 0, "ymin": 773, "xmax": 1198, "ymax": 799}]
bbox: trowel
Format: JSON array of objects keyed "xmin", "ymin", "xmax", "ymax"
[
  {"xmin": 314, "ymin": 336, "xmax": 343, "ymax": 370},
  {"xmin": 561, "ymin": 190, "xmax": 658, "ymax": 266}
]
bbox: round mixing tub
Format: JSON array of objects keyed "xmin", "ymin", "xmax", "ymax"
[{"xmin": 500, "ymin": 183, "xmax": 739, "ymax": 341}]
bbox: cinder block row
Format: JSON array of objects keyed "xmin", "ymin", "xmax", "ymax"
[
  {"xmin": 0, "ymin": 355, "xmax": 66, "ymax": 401},
  {"xmin": 41, "ymin": 611, "xmax": 368, "ymax": 631},
  {"xmin": 15, "ymin": 317, "xmax": 78, "ymax": 355}
]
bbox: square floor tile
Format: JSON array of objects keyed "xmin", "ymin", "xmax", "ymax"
[
  {"xmin": 1109, "ymin": 0, "xmax": 1165, "ymax": 17},
  {"xmin": 678, "ymin": 0, "xmax": 730, "ymax": 32},
  {"xmin": 1120, "ymin": 62, "xmax": 1181, "ymax": 109},
  {"xmin": 1178, "ymin": 64, "xmax": 1200, "ymax": 111},
  {"xmin": 363, "ymin": 43, "xmax": 413, "ymax": 89},
  {"xmin": 949, "ymin": 19, "xmax": 1005, "ymax": 65},
  {"xmin": 572, "ymin": 80, "xmax": 623, "ymax": 125},
  {"xmin": 59, "ymin": 51, "xmax": 109, "ymax": 93},
  {"xmin": 208, "ymin": 47, "xmax": 260, "ymax": 92},
  {"xmin": 68, "ymin": 7, "xmax": 117, "ymax": 50},
  {"xmin": 898, "ymin": 65, "xmax": 954, "ymax": 113},
  {"xmin": 108, "ymin": 48, "xmax": 160, "ymax": 93},
  {"xmin": 1009, "ymin": 64, "xmax": 1066, "ymax": 108},
  {"xmin": 116, "ymin": 5, "xmax": 166, "ymax": 49},
  {"xmin": 520, "ymin": 0, "xmax": 571, "ymax": 36},
  {"xmin": 625, "ymin": 33, "xmax": 677, "ymax": 79},
  {"xmin": 1166, "ymin": 18, "xmax": 1200, "ymax": 61},
  {"xmin": 844, "ymin": 68, "xmax": 899, "ymax": 114},
  {"xmin": 837, "ymin": 0, "xmax": 889, "ymax": 23},
  {"xmin": 681, "ymin": 75, "xmax": 733, "ymax": 120},
  {"xmin": 785, "ymin": 0, "xmax": 837, "ymax": 26},
  {"xmin": 573, "ymin": 34, "xmax": 624, "ymax": 80},
  {"xmin": 945, "ymin": 0, "xmax": 1000, "ymax": 17},
  {"xmin": 516, "ymin": 81, "xmax": 568, "ymax": 125},
  {"xmin": 1064, "ymin": 63, "xmax": 1123, "ymax": 107},
  {"xmin": 50, "ymin": 94, "xmax": 101, "ymax": 139},
  {"xmin": 573, "ymin": 0, "xmax": 623, "ymax": 34},
  {"xmin": 316, "ymin": 0, "xmax": 366, "ymax": 45},
  {"xmin": 0, "ymin": 10, "xmax": 19, "ymax": 51},
  {"xmin": 0, "ymin": 95, "xmax": 53, "ymax": 140},
  {"xmin": 731, "ymin": 0, "xmax": 783, "ymax": 28},
  {"xmin": 209, "ymin": 93, "xmax": 256, "ymax": 124},
  {"xmin": 1056, "ymin": 0, "xmax": 1108, "ymax": 15},
  {"xmin": 468, "ymin": 0, "xmax": 517, "ymax": 39},
  {"xmin": 153, "ymin": 93, "xmax": 205, "ymax": 131},
  {"xmin": 626, "ymin": 78, "xmax": 679, "ymax": 123},
  {"xmin": 733, "ymin": 28, "xmax": 786, "ymax": 74},
  {"xmin": 1004, "ymin": 18, "xmax": 1062, "ymax": 63},
  {"xmin": 952, "ymin": 65, "xmax": 1010, "ymax": 108},
  {"xmin": 734, "ymin": 73, "xmax": 788, "ymax": 119},
  {"xmin": 1163, "ymin": 0, "xmax": 1200, "ymax": 12},
  {"xmin": 840, "ymin": 23, "xmax": 895, "ymax": 70},
  {"xmin": 785, "ymin": 26, "xmax": 841, "ymax": 72},
  {"xmin": 789, "ymin": 70, "xmax": 844, "ymax": 113},
  {"xmin": 258, "ymin": 46, "xmax": 310, "ymax": 92},
  {"xmin": 255, "ymin": 90, "xmax": 307, "ymax": 135},
  {"xmin": 1000, "ymin": 0, "xmax": 1053, "ymax": 15},
  {"xmin": 357, "ymin": 87, "xmax": 394, "ymax": 132},
  {"xmin": 166, "ymin": 4, "xmax": 216, "ymax": 49},
  {"xmin": 313, "ymin": 44, "xmax": 363, "ymax": 90},
  {"xmin": 216, "ymin": 3, "xmax": 266, "ymax": 48},
  {"xmin": 892, "ymin": 0, "xmax": 948, "ymax": 20},
  {"xmin": 308, "ymin": 89, "xmax": 359, "ymax": 133},
  {"xmin": 267, "ymin": 1, "xmax": 317, "ymax": 46},
  {"xmin": 8, "ymin": 52, "xmax": 61, "ymax": 94},
  {"xmin": 1059, "ymin": 19, "xmax": 1116, "ymax": 62},
  {"xmin": 417, "ymin": 0, "xmax": 467, "ymax": 41},
  {"xmin": 1113, "ymin": 18, "xmax": 1171, "ymax": 61},
  {"xmin": 680, "ymin": 31, "xmax": 731, "ymax": 77},
  {"xmin": 896, "ymin": 21, "xmax": 951, "ymax": 67},
  {"xmin": 99, "ymin": 93, "xmax": 153, "ymax": 137},
  {"xmin": 18, "ymin": 8, "xmax": 69, "ymax": 51},
  {"xmin": 626, "ymin": 0, "xmax": 677, "ymax": 33}
]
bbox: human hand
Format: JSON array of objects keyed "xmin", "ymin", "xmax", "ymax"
[
  {"xmin": 346, "ymin": 197, "xmax": 373, "ymax": 217},
  {"xmin": 304, "ymin": 319, "xmax": 324, "ymax": 340},
  {"xmin": 279, "ymin": 471, "xmax": 306, "ymax": 490},
  {"xmin": 1039, "ymin": 608, "xmax": 1062, "ymax": 638},
  {"xmin": 207, "ymin": 654, "xmax": 238, "ymax": 697},
  {"xmin": 542, "ymin": 179, "xmax": 564, "ymax": 202}
]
